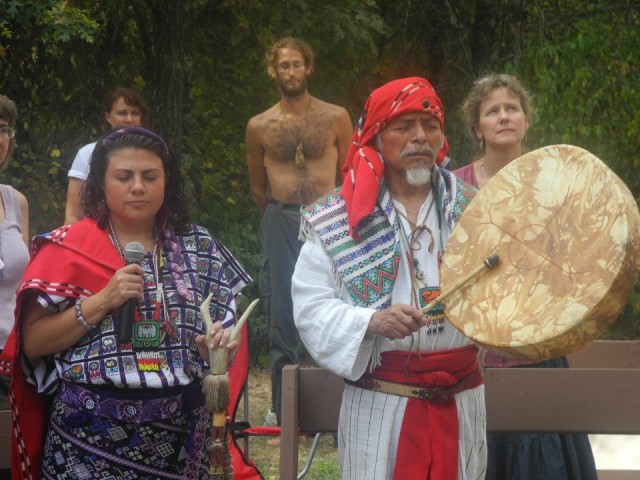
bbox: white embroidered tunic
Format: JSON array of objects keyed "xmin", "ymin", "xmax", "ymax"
[{"xmin": 292, "ymin": 176, "xmax": 486, "ymax": 479}]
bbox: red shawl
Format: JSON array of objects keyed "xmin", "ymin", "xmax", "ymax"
[
  {"xmin": 0, "ymin": 219, "xmax": 121, "ymax": 479},
  {"xmin": 341, "ymin": 77, "xmax": 449, "ymax": 239}
]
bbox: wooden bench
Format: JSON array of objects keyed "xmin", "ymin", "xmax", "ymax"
[
  {"xmin": 0, "ymin": 408, "xmax": 9, "ymax": 469},
  {"xmin": 280, "ymin": 340, "xmax": 640, "ymax": 480}
]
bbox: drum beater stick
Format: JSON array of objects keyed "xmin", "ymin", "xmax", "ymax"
[{"xmin": 421, "ymin": 254, "xmax": 500, "ymax": 314}]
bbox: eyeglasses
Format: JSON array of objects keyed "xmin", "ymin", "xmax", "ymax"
[
  {"xmin": 0, "ymin": 126, "xmax": 17, "ymax": 139},
  {"xmin": 276, "ymin": 63, "xmax": 306, "ymax": 73}
]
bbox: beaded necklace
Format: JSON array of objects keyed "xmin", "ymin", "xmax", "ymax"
[
  {"xmin": 107, "ymin": 217, "xmax": 177, "ymax": 359},
  {"xmin": 107, "ymin": 216, "xmax": 125, "ymax": 258}
]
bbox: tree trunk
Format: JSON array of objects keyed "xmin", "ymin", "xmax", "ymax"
[
  {"xmin": 133, "ymin": 0, "xmax": 193, "ymax": 158},
  {"xmin": 470, "ymin": 0, "xmax": 498, "ymax": 75}
]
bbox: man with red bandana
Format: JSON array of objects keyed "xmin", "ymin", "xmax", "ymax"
[{"xmin": 292, "ymin": 77, "xmax": 484, "ymax": 479}]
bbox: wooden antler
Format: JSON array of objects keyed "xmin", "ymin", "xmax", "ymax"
[
  {"xmin": 200, "ymin": 294, "xmax": 259, "ymax": 479},
  {"xmin": 201, "ymin": 295, "xmax": 259, "ymax": 374}
]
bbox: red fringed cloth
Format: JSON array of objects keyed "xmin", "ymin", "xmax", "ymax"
[{"xmin": 0, "ymin": 219, "xmax": 122, "ymax": 479}]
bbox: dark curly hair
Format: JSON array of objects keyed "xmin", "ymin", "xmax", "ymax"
[{"xmin": 81, "ymin": 126, "xmax": 190, "ymax": 232}]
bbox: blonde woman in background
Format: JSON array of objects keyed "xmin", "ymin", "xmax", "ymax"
[{"xmin": 454, "ymin": 73, "xmax": 597, "ymax": 480}]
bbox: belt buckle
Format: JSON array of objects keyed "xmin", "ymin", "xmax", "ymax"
[
  {"xmin": 431, "ymin": 389, "xmax": 453, "ymax": 403},
  {"xmin": 412, "ymin": 387, "xmax": 452, "ymax": 403}
]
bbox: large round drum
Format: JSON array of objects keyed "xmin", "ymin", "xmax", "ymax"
[{"xmin": 442, "ymin": 145, "xmax": 640, "ymax": 360}]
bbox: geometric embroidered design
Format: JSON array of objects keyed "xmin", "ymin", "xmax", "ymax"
[
  {"xmin": 41, "ymin": 389, "xmax": 210, "ymax": 479},
  {"xmin": 108, "ymin": 426, "xmax": 127, "ymax": 442},
  {"xmin": 348, "ymin": 255, "xmax": 400, "ymax": 306},
  {"xmin": 302, "ymin": 170, "xmax": 474, "ymax": 313},
  {"xmin": 157, "ymin": 442, "xmax": 175, "ymax": 458}
]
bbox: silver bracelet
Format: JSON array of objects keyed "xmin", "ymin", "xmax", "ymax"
[{"xmin": 74, "ymin": 298, "xmax": 95, "ymax": 331}]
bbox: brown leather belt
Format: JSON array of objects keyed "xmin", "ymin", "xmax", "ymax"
[{"xmin": 345, "ymin": 368, "xmax": 483, "ymax": 404}]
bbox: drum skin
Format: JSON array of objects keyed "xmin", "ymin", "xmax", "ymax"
[{"xmin": 442, "ymin": 145, "xmax": 640, "ymax": 360}]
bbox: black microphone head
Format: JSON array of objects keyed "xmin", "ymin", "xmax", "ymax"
[{"xmin": 123, "ymin": 242, "xmax": 146, "ymax": 265}]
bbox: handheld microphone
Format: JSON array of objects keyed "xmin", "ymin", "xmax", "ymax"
[{"xmin": 117, "ymin": 242, "xmax": 146, "ymax": 343}]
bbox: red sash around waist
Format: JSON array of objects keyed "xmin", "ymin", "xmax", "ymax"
[{"xmin": 357, "ymin": 345, "xmax": 483, "ymax": 480}]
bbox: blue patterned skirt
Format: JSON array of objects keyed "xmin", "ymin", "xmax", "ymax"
[{"xmin": 41, "ymin": 381, "xmax": 210, "ymax": 479}]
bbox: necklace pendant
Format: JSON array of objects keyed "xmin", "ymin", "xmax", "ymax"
[
  {"xmin": 132, "ymin": 320, "xmax": 165, "ymax": 349},
  {"xmin": 295, "ymin": 142, "xmax": 305, "ymax": 168},
  {"xmin": 419, "ymin": 286, "xmax": 445, "ymax": 337},
  {"xmin": 132, "ymin": 305, "xmax": 165, "ymax": 349},
  {"xmin": 413, "ymin": 259, "xmax": 425, "ymax": 281}
]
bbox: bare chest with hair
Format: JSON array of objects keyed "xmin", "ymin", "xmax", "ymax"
[
  {"xmin": 263, "ymin": 107, "xmax": 335, "ymax": 164},
  {"xmin": 260, "ymin": 105, "xmax": 340, "ymax": 205}
]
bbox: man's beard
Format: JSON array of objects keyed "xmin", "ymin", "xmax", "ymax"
[
  {"xmin": 277, "ymin": 75, "xmax": 308, "ymax": 97},
  {"xmin": 401, "ymin": 144, "xmax": 437, "ymax": 186},
  {"xmin": 406, "ymin": 166, "xmax": 431, "ymax": 186}
]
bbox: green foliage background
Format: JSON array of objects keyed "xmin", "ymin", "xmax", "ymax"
[{"xmin": 1, "ymin": 0, "xmax": 638, "ymax": 361}]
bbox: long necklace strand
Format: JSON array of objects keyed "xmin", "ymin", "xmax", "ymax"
[
  {"xmin": 108, "ymin": 217, "xmax": 177, "ymax": 345},
  {"xmin": 395, "ymin": 195, "xmax": 445, "ymax": 339},
  {"xmin": 108, "ymin": 216, "xmax": 125, "ymax": 258},
  {"xmin": 395, "ymin": 196, "xmax": 436, "ymax": 287},
  {"xmin": 280, "ymin": 98, "xmax": 311, "ymax": 168},
  {"xmin": 480, "ymin": 158, "xmax": 491, "ymax": 181},
  {"xmin": 395, "ymin": 196, "xmax": 436, "ymax": 254},
  {"xmin": 155, "ymin": 246, "xmax": 178, "ymax": 342}
]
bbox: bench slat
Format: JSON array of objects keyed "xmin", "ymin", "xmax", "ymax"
[
  {"xmin": 485, "ymin": 368, "xmax": 640, "ymax": 433},
  {"xmin": 568, "ymin": 340, "xmax": 640, "ymax": 368},
  {"xmin": 0, "ymin": 409, "xmax": 10, "ymax": 469}
]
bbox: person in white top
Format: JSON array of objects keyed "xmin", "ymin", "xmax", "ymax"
[
  {"xmin": 0, "ymin": 94, "xmax": 29, "ymax": 353},
  {"xmin": 292, "ymin": 77, "xmax": 485, "ymax": 479},
  {"xmin": 64, "ymin": 86, "xmax": 150, "ymax": 224},
  {"xmin": 0, "ymin": 94, "xmax": 29, "ymax": 480}
]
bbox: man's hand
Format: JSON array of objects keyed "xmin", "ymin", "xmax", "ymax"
[{"xmin": 367, "ymin": 304, "xmax": 427, "ymax": 340}]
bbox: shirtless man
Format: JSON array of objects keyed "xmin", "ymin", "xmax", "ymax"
[{"xmin": 246, "ymin": 37, "xmax": 352, "ymax": 425}]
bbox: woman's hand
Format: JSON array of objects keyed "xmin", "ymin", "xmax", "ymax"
[
  {"xmin": 195, "ymin": 321, "xmax": 240, "ymax": 364},
  {"xmin": 22, "ymin": 264, "xmax": 145, "ymax": 360},
  {"xmin": 93, "ymin": 263, "xmax": 145, "ymax": 312}
]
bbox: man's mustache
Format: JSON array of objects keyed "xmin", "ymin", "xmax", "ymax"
[{"xmin": 400, "ymin": 145, "xmax": 436, "ymax": 159}]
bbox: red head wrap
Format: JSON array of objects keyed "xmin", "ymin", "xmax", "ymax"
[{"xmin": 341, "ymin": 77, "xmax": 449, "ymax": 239}]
